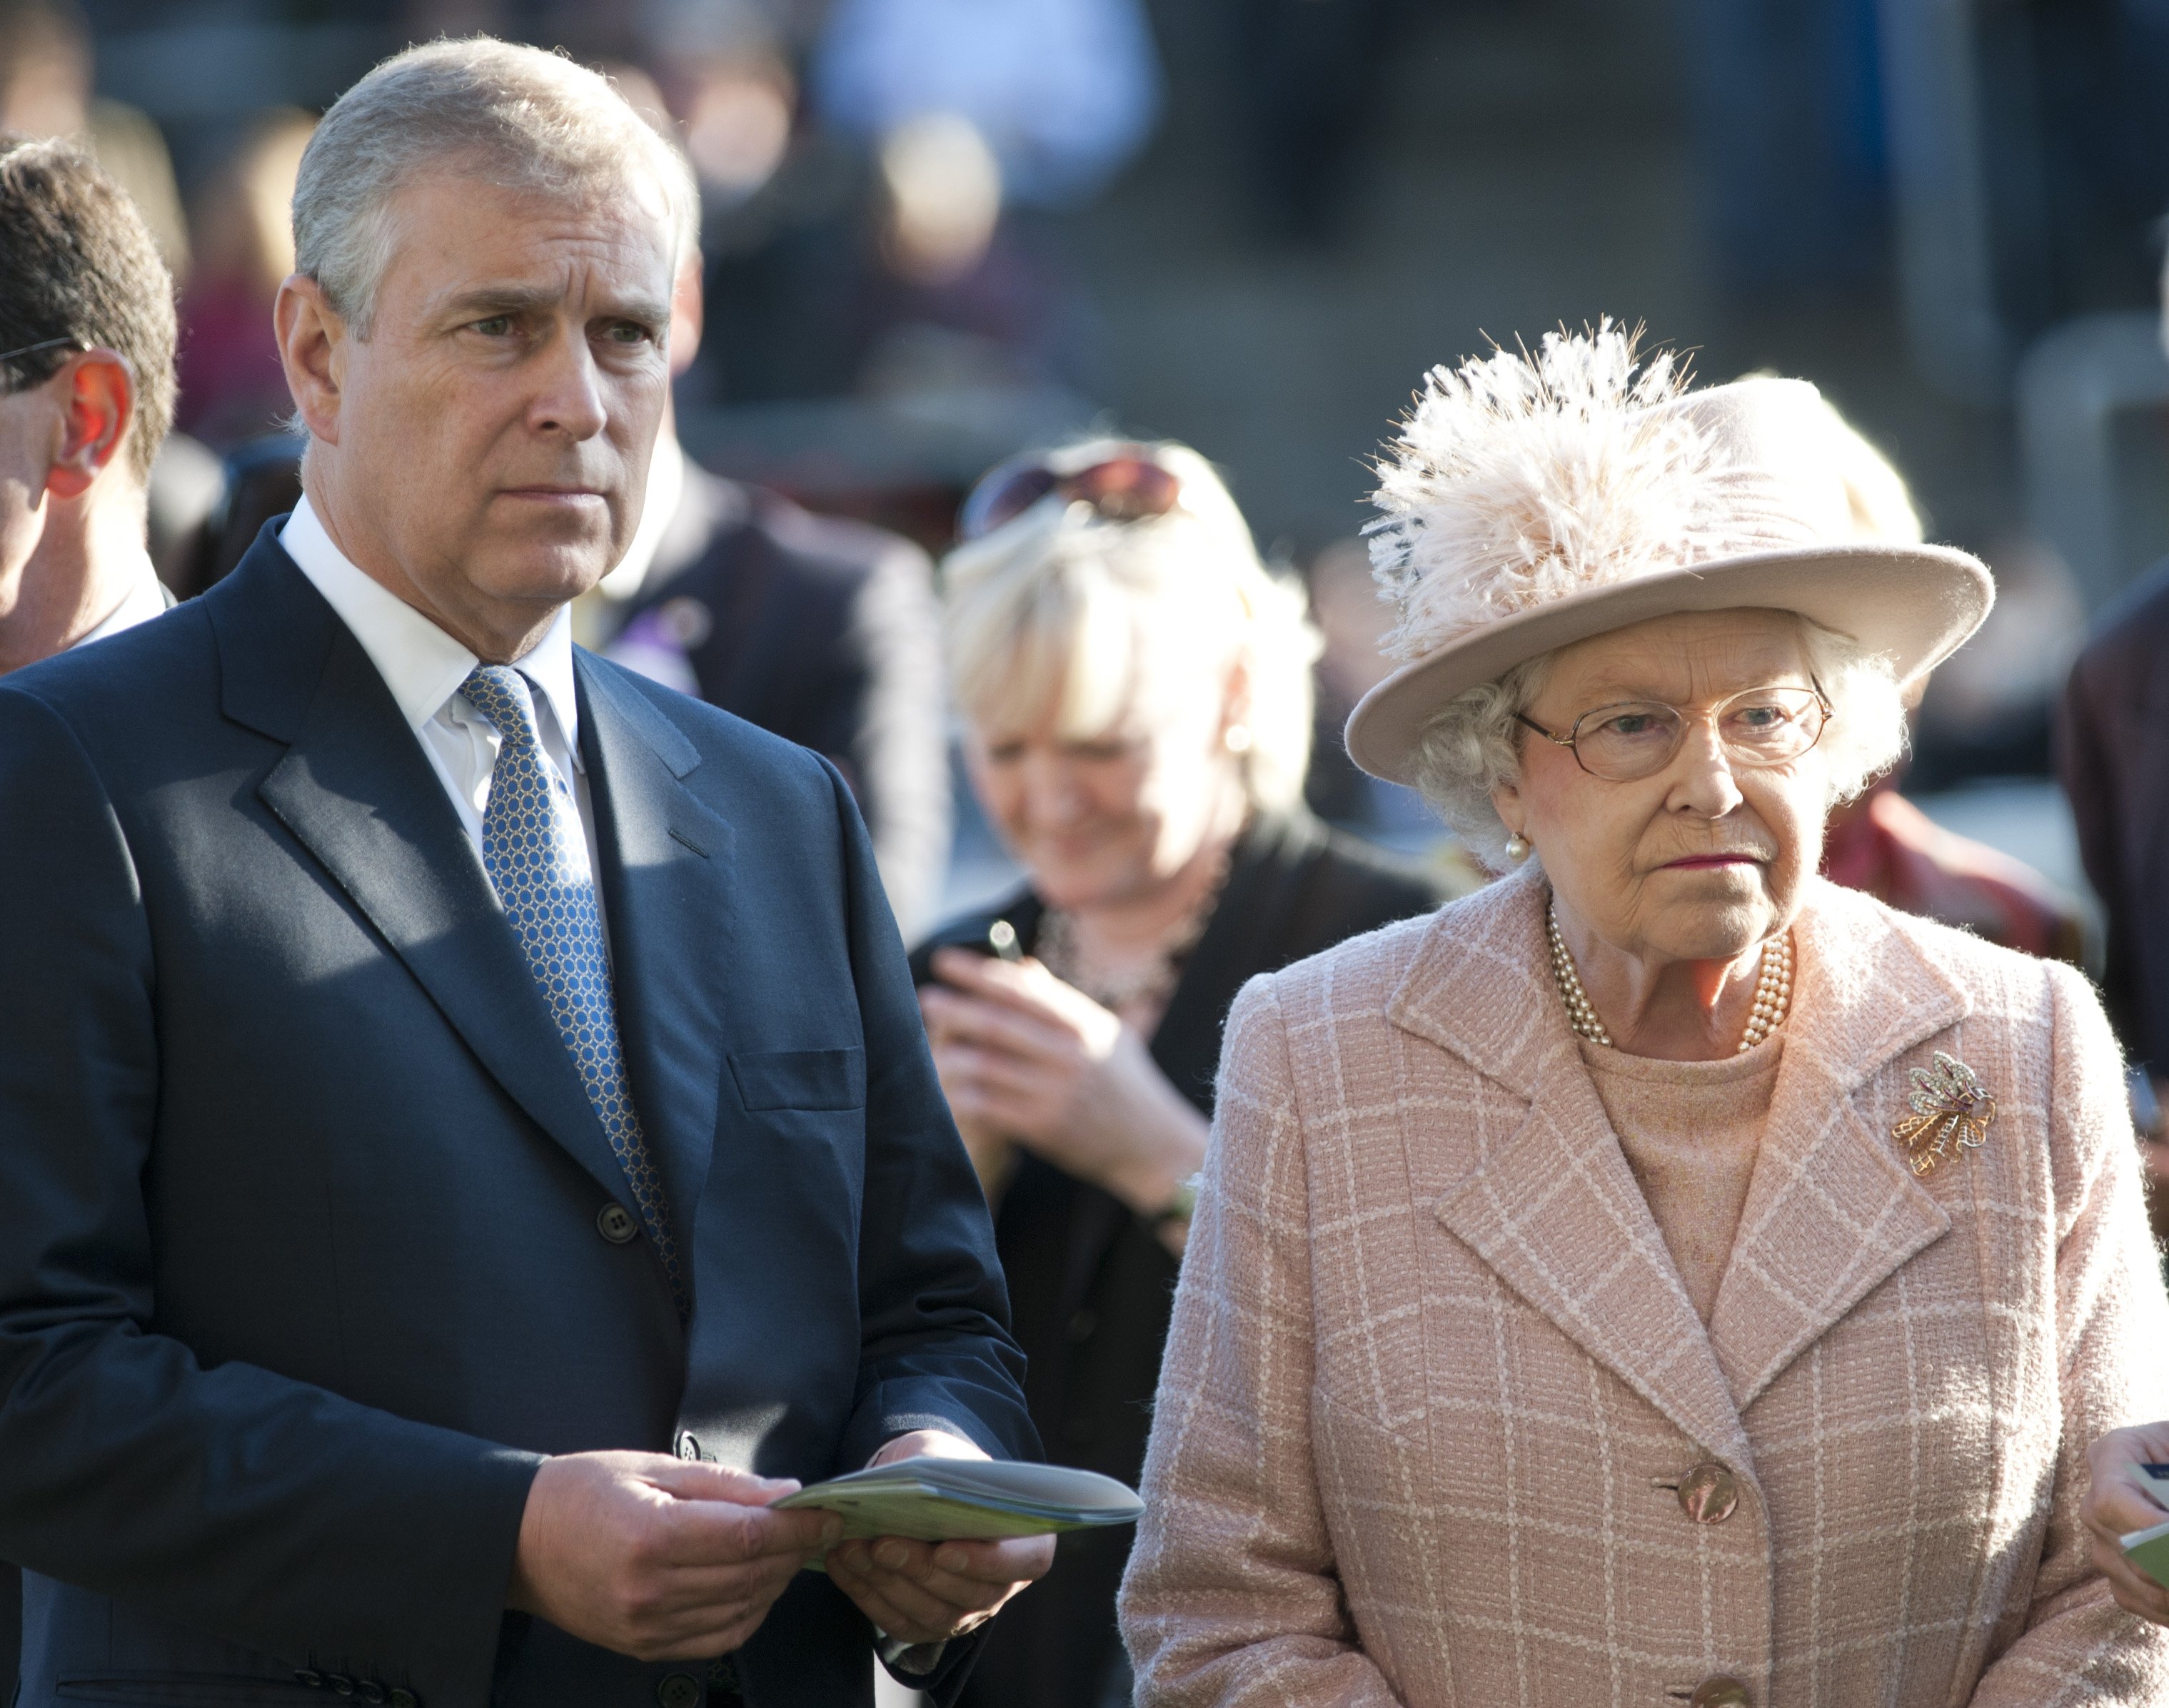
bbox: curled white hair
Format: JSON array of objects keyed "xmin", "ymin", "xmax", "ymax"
[
  {"xmin": 940, "ymin": 439, "xmax": 1320, "ymax": 814},
  {"xmin": 292, "ymin": 38, "xmax": 699, "ymax": 337},
  {"xmin": 1411, "ymin": 614, "xmax": 1908, "ymax": 869}
]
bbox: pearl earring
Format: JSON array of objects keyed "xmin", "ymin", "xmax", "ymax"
[
  {"xmin": 1224, "ymin": 724, "xmax": 1252, "ymax": 754},
  {"xmin": 1504, "ymin": 832, "xmax": 1531, "ymax": 864}
]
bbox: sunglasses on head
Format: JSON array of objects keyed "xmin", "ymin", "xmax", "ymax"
[{"xmin": 957, "ymin": 445, "xmax": 1182, "ymax": 541}]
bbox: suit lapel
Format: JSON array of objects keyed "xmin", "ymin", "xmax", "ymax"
[
  {"xmin": 236, "ymin": 577, "xmax": 636, "ymax": 1208},
  {"xmin": 249, "ymin": 628, "xmax": 633, "ymax": 1213},
  {"xmin": 577, "ymin": 656, "xmax": 735, "ymax": 1246},
  {"xmin": 1399, "ymin": 872, "xmax": 1752, "ymax": 1467},
  {"xmin": 1706, "ymin": 881, "xmax": 1958, "ymax": 1408}
]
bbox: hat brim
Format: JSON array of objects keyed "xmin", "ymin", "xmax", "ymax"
[{"xmin": 1343, "ymin": 542, "xmax": 1994, "ymax": 787}]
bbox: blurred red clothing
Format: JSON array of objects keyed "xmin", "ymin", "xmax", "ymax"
[
  {"xmin": 1821, "ymin": 782, "xmax": 2084, "ymax": 963},
  {"xmin": 175, "ymin": 279, "xmax": 290, "ymax": 449}
]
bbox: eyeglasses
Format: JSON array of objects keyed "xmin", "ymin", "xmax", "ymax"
[
  {"xmin": 1517, "ymin": 682, "xmax": 1831, "ymax": 782},
  {"xmin": 958, "ymin": 445, "xmax": 1182, "ymax": 540},
  {"xmin": 0, "ymin": 335, "xmax": 86, "ymax": 388}
]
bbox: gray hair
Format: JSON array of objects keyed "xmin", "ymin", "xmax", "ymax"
[
  {"xmin": 1410, "ymin": 614, "xmax": 1908, "ymax": 868},
  {"xmin": 292, "ymin": 38, "xmax": 699, "ymax": 337}
]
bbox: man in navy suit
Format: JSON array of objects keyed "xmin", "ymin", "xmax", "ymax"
[{"xmin": 0, "ymin": 39, "xmax": 1044, "ymax": 1708}]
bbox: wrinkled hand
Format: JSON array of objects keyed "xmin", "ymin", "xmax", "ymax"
[
  {"xmin": 2083, "ymin": 1424, "xmax": 2169, "ymax": 1624},
  {"xmin": 823, "ymin": 1430, "xmax": 1056, "ymax": 1647},
  {"xmin": 508, "ymin": 1451, "xmax": 841, "ymax": 1659},
  {"xmin": 920, "ymin": 949, "xmax": 1204, "ymax": 1214}
]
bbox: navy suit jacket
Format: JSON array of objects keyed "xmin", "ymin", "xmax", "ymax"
[{"xmin": 0, "ymin": 528, "xmax": 1035, "ymax": 1707}]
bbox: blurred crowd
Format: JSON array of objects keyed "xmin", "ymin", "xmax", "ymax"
[{"xmin": 12, "ymin": 1, "xmax": 2169, "ymax": 1702}]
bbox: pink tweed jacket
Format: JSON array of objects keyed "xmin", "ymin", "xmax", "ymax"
[{"xmin": 1119, "ymin": 866, "xmax": 2169, "ymax": 1707}]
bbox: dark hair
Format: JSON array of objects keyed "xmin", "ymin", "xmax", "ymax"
[{"xmin": 0, "ymin": 133, "xmax": 177, "ymax": 481}]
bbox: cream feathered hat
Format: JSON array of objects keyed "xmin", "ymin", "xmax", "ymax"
[{"xmin": 1343, "ymin": 324, "xmax": 1995, "ymax": 786}]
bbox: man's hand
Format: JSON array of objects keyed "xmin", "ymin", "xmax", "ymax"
[
  {"xmin": 824, "ymin": 1429, "xmax": 1057, "ymax": 1647},
  {"xmin": 508, "ymin": 1450, "xmax": 842, "ymax": 1659},
  {"xmin": 2083, "ymin": 1424, "xmax": 2169, "ymax": 1624}
]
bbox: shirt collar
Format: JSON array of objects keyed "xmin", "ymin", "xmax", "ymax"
[
  {"xmin": 73, "ymin": 556, "xmax": 168, "ymax": 647},
  {"xmin": 280, "ymin": 492, "xmax": 581, "ymax": 756}
]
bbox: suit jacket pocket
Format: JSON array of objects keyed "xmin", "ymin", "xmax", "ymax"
[
  {"xmin": 728, "ymin": 1046, "xmax": 865, "ymax": 1112},
  {"xmin": 56, "ymin": 1677, "xmax": 325, "ymax": 1706}
]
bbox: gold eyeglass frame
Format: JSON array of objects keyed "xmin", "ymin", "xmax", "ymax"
[{"xmin": 1516, "ymin": 679, "xmax": 1833, "ymax": 782}]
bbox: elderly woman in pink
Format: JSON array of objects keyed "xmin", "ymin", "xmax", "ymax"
[{"xmin": 1117, "ymin": 327, "xmax": 2169, "ymax": 1707}]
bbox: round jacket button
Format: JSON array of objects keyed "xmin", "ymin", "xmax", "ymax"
[
  {"xmin": 596, "ymin": 1203, "xmax": 639, "ymax": 1245},
  {"xmin": 293, "ymin": 1672, "xmax": 323, "ymax": 1689},
  {"xmin": 675, "ymin": 1430, "xmax": 701, "ymax": 1461},
  {"xmin": 326, "ymin": 1678, "xmax": 355, "ymax": 1698},
  {"xmin": 1688, "ymin": 1677, "xmax": 1751, "ymax": 1708},
  {"xmin": 357, "ymin": 1684, "xmax": 385, "ymax": 1705},
  {"xmin": 656, "ymin": 1672, "xmax": 703, "ymax": 1708},
  {"xmin": 388, "ymin": 1693, "xmax": 418, "ymax": 1708},
  {"xmin": 1677, "ymin": 1462, "xmax": 1740, "ymax": 1525}
]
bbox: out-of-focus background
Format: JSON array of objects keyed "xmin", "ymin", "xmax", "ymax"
[{"xmin": 19, "ymin": 0, "xmax": 2169, "ymax": 936}]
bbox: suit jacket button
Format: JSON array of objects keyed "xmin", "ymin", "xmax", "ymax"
[
  {"xmin": 357, "ymin": 1684, "xmax": 385, "ymax": 1704},
  {"xmin": 388, "ymin": 1692, "xmax": 418, "ymax": 1708},
  {"xmin": 675, "ymin": 1430, "xmax": 701, "ymax": 1461},
  {"xmin": 596, "ymin": 1203, "xmax": 639, "ymax": 1244},
  {"xmin": 293, "ymin": 1672, "xmax": 323, "ymax": 1689},
  {"xmin": 657, "ymin": 1672, "xmax": 703, "ymax": 1708},
  {"xmin": 1677, "ymin": 1463, "xmax": 1740, "ymax": 1525},
  {"xmin": 1688, "ymin": 1677, "xmax": 1751, "ymax": 1708},
  {"xmin": 326, "ymin": 1677, "xmax": 355, "ymax": 1697}
]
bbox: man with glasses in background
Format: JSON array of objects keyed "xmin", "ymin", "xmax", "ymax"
[
  {"xmin": 0, "ymin": 129, "xmax": 179, "ymax": 1700},
  {"xmin": 0, "ymin": 133, "xmax": 175, "ymax": 676}
]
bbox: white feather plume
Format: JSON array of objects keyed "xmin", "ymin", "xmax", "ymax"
[{"xmin": 1366, "ymin": 321, "xmax": 1733, "ymax": 662}]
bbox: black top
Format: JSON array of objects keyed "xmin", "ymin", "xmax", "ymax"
[
  {"xmin": 913, "ymin": 811, "xmax": 1454, "ymax": 1708},
  {"xmin": 2060, "ymin": 554, "xmax": 2169, "ymax": 1073}
]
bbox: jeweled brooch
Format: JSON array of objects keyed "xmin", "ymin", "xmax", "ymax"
[{"xmin": 1891, "ymin": 1051, "xmax": 1996, "ymax": 1176}]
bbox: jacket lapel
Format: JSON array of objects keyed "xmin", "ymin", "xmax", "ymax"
[
  {"xmin": 1706, "ymin": 880, "xmax": 1958, "ymax": 1408},
  {"xmin": 218, "ymin": 547, "xmax": 638, "ymax": 1208},
  {"xmin": 1398, "ymin": 872, "xmax": 1753, "ymax": 1467},
  {"xmin": 576, "ymin": 655, "xmax": 735, "ymax": 1249}
]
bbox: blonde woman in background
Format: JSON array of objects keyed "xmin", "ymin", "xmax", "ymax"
[{"xmin": 911, "ymin": 438, "xmax": 1454, "ymax": 1708}]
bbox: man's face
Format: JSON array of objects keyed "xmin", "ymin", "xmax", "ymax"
[
  {"xmin": 313, "ymin": 169, "xmax": 675, "ymax": 648},
  {"xmin": 0, "ymin": 378, "xmax": 58, "ymax": 613}
]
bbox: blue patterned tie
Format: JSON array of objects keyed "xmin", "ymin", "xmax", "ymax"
[{"xmin": 462, "ymin": 664, "xmax": 686, "ymax": 1319}]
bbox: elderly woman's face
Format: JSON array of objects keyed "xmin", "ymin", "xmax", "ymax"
[
  {"xmin": 1493, "ymin": 609, "xmax": 1829, "ymax": 963},
  {"xmin": 965, "ymin": 646, "xmax": 1244, "ymax": 912}
]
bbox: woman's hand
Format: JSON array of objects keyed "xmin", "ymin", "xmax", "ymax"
[
  {"xmin": 919, "ymin": 947, "xmax": 1207, "ymax": 1218},
  {"xmin": 2083, "ymin": 1423, "xmax": 2169, "ymax": 1624}
]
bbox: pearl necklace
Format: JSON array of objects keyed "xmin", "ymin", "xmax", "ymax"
[{"xmin": 1545, "ymin": 901, "xmax": 1793, "ymax": 1054}]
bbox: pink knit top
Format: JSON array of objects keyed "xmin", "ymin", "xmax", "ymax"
[{"xmin": 1577, "ymin": 1035, "xmax": 1784, "ymax": 1323}]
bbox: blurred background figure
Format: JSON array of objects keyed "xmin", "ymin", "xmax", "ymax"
[
  {"xmin": 1798, "ymin": 390, "xmax": 2088, "ymax": 959},
  {"xmin": 0, "ymin": 134, "xmax": 177, "ymax": 677},
  {"xmin": 2057, "ymin": 251, "xmax": 2169, "ymax": 1235},
  {"xmin": 911, "ymin": 438, "xmax": 1451, "ymax": 1708},
  {"xmin": 1303, "ymin": 534, "xmax": 1446, "ymax": 842},
  {"xmin": 0, "ymin": 127, "xmax": 181, "ymax": 1690},
  {"xmin": 173, "ymin": 107, "xmax": 311, "ymax": 450},
  {"xmin": 0, "ymin": 0, "xmax": 185, "ymax": 280},
  {"xmin": 595, "ymin": 247, "xmax": 952, "ymax": 939},
  {"xmin": 812, "ymin": 0, "xmax": 1159, "ymax": 209}
]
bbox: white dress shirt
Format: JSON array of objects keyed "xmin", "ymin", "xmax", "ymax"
[{"xmin": 279, "ymin": 495, "xmax": 605, "ymax": 894}]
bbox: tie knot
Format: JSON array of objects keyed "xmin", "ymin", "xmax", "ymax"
[{"xmin": 463, "ymin": 664, "xmax": 539, "ymax": 744}]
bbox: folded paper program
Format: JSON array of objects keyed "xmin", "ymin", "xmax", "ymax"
[
  {"xmin": 2119, "ymin": 1464, "xmax": 2169, "ymax": 1590},
  {"xmin": 775, "ymin": 1458, "xmax": 1144, "ymax": 1542}
]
